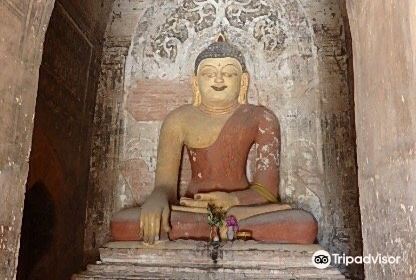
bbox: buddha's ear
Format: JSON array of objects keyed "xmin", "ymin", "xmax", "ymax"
[
  {"xmin": 192, "ymin": 75, "xmax": 202, "ymax": 106},
  {"xmin": 238, "ymin": 73, "xmax": 249, "ymax": 104}
]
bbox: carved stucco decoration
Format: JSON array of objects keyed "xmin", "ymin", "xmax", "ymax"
[
  {"xmin": 149, "ymin": 0, "xmax": 288, "ymax": 62},
  {"xmin": 127, "ymin": 0, "xmax": 314, "ymax": 82}
]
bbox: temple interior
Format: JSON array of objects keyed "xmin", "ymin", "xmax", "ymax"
[{"xmin": 1, "ymin": 0, "xmax": 415, "ymax": 280}]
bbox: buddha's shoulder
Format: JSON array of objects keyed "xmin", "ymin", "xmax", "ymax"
[
  {"xmin": 243, "ymin": 104, "xmax": 279, "ymax": 122},
  {"xmin": 162, "ymin": 104, "xmax": 195, "ymax": 126},
  {"xmin": 166, "ymin": 104, "xmax": 196, "ymax": 117}
]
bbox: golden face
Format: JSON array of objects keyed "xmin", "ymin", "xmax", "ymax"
[{"xmin": 195, "ymin": 57, "xmax": 247, "ymax": 108}]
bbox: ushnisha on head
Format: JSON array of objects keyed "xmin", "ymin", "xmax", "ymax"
[
  {"xmin": 194, "ymin": 34, "xmax": 247, "ymax": 75},
  {"xmin": 192, "ymin": 34, "xmax": 249, "ymax": 109}
]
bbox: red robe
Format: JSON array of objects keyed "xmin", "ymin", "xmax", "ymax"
[{"xmin": 185, "ymin": 104, "xmax": 280, "ymax": 201}]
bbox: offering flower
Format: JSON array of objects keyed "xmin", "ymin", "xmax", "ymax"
[
  {"xmin": 226, "ymin": 215, "xmax": 239, "ymax": 231},
  {"xmin": 207, "ymin": 204, "xmax": 226, "ymax": 241},
  {"xmin": 225, "ymin": 215, "xmax": 239, "ymax": 240}
]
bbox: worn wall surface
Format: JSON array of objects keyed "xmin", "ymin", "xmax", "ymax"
[
  {"xmin": 347, "ymin": 1, "xmax": 416, "ymax": 279},
  {"xmin": 84, "ymin": 0, "xmax": 142, "ymax": 262},
  {"xmin": 0, "ymin": 0, "xmax": 56, "ymax": 278},
  {"xmin": 86, "ymin": 0, "xmax": 362, "ymax": 278},
  {"xmin": 17, "ymin": 0, "xmax": 114, "ymax": 279}
]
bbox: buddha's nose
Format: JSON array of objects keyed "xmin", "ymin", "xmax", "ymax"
[{"xmin": 214, "ymin": 73, "xmax": 224, "ymax": 83}]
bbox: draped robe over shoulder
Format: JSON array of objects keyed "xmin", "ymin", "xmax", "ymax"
[{"xmin": 185, "ymin": 104, "xmax": 281, "ymax": 199}]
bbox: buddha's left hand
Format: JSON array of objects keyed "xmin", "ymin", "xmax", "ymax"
[{"xmin": 180, "ymin": 192, "xmax": 240, "ymax": 211}]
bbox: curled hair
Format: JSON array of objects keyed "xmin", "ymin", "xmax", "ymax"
[{"xmin": 194, "ymin": 36, "xmax": 247, "ymax": 74}]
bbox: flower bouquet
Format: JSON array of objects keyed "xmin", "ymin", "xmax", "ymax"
[{"xmin": 207, "ymin": 203, "xmax": 226, "ymax": 241}]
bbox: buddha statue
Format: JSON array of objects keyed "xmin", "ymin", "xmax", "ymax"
[{"xmin": 111, "ymin": 35, "xmax": 318, "ymax": 244}]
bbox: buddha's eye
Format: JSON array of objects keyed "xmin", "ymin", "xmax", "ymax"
[
  {"xmin": 222, "ymin": 72, "xmax": 237, "ymax": 78},
  {"xmin": 201, "ymin": 71, "xmax": 216, "ymax": 78}
]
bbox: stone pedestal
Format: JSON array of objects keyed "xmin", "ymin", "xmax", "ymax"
[{"xmin": 73, "ymin": 240, "xmax": 345, "ymax": 279}]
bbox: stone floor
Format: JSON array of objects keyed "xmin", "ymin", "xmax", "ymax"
[{"xmin": 72, "ymin": 240, "xmax": 345, "ymax": 279}]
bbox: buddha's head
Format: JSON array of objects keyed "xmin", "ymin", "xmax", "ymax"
[{"xmin": 192, "ymin": 34, "xmax": 249, "ymax": 108}]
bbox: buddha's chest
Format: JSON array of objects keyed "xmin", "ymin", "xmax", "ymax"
[
  {"xmin": 183, "ymin": 119, "xmax": 226, "ymax": 149},
  {"xmin": 183, "ymin": 109, "xmax": 258, "ymax": 150}
]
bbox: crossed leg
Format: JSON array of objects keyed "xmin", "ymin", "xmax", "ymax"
[{"xmin": 111, "ymin": 206, "xmax": 317, "ymax": 244}]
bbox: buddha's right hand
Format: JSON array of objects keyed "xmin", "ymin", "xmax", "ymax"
[{"xmin": 139, "ymin": 190, "xmax": 171, "ymax": 244}]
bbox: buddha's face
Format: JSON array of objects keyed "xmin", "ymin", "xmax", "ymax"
[{"xmin": 195, "ymin": 57, "xmax": 248, "ymax": 108}]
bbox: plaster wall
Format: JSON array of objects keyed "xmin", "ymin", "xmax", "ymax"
[
  {"xmin": 0, "ymin": 0, "xmax": 56, "ymax": 278},
  {"xmin": 347, "ymin": 1, "xmax": 416, "ymax": 278}
]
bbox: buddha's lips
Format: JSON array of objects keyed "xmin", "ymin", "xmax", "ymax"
[{"xmin": 211, "ymin": 85, "xmax": 227, "ymax": 91}]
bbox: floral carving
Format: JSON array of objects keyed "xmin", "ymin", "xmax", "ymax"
[
  {"xmin": 150, "ymin": 0, "xmax": 288, "ymax": 61},
  {"xmin": 225, "ymin": 0, "xmax": 287, "ymax": 53},
  {"xmin": 151, "ymin": 0, "xmax": 217, "ymax": 61}
]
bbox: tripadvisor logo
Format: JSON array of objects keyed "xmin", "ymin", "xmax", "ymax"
[
  {"xmin": 312, "ymin": 250, "xmax": 331, "ymax": 269},
  {"xmin": 312, "ymin": 250, "xmax": 401, "ymax": 269}
]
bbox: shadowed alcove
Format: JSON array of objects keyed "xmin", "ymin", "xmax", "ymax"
[
  {"xmin": 14, "ymin": 1, "xmax": 115, "ymax": 279},
  {"xmin": 17, "ymin": 182, "xmax": 55, "ymax": 279}
]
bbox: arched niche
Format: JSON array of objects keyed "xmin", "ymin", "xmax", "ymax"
[{"xmin": 87, "ymin": 0, "xmax": 362, "ymax": 277}]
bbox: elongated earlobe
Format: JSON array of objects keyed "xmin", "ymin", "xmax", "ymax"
[
  {"xmin": 192, "ymin": 76, "xmax": 202, "ymax": 106},
  {"xmin": 238, "ymin": 73, "xmax": 249, "ymax": 104}
]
